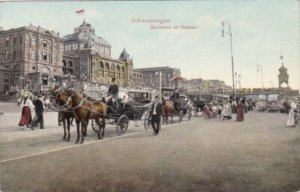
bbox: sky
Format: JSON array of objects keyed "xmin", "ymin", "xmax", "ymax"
[{"xmin": 0, "ymin": 1, "xmax": 299, "ymax": 89}]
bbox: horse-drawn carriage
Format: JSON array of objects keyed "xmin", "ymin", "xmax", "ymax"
[
  {"xmin": 51, "ymin": 86, "xmax": 153, "ymax": 143},
  {"xmin": 161, "ymin": 88, "xmax": 192, "ymax": 124},
  {"xmin": 91, "ymin": 95, "xmax": 152, "ymax": 136}
]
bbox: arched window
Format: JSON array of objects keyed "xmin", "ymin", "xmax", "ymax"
[
  {"xmin": 111, "ymin": 64, "xmax": 115, "ymax": 71},
  {"xmin": 121, "ymin": 66, "xmax": 125, "ymax": 72},
  {"xmin": 116, "ymin": 65, "xmax": 120, "ymax": 71},
  {"xmin": 100, "ymin": 61, "xmax": 104, "ymax": 68},
  {"xmin": 63, "ymin": 60, "xmax": 67, "ymax": 74},
  {"xmin": 68, "ymin": 61, "xmax": 73, "ymax": 74},
  {"xmin": 105, "ymin": 63, "xmax": 110, "ymax": 70}
]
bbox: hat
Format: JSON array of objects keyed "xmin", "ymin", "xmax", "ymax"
[
  {"xmin": 23, "ymin": 91, "xmax": 31, "ymax": 98},
  {"xmin": 155, "ymin": 95, "xmax": 159, "ymax": 99}
]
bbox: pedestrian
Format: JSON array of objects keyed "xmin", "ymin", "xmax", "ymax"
[
  {"xmin": 17, "ymin": 96, "xmax": 22, "ymax": 107},
  {"xmin": 31, "ymin": 94, "xmax": 45, "ymax": 129},
  {"xmin": 287, "ymin": 98, "xmax": 297, "ymax": 127},
  {"xmin": 203, "ymin": 104, "xmax": 213, "ymax": 119},
  {"xmin": 221, "ymin": 100, "xmax": 232, "ymax": 120},
  {"xmin": 18, "ymin": 92, "xmax": 34, "ymax": 130},
  {"xmin": 149, "ymin": 95, "xmax": 163, "ymax": 136},
  {"xmin": 236, "ymin": 99, "xmax": 245, "ymax": 121}
]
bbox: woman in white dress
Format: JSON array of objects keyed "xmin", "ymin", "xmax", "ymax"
[
  {"xmin": 222, "ymin": 100, "xmax": 232, "ymax": 120},
  {"xmin": 287, "ymin": 99, "xmax": 297, "ymax": 127}
]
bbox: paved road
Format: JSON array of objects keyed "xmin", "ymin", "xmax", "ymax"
[{"xmin": 1, "ymin": 103, "xmax": 300, "ymax": 192}]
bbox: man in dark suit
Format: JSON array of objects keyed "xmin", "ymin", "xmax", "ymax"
[
  {"xmin": 150, "ymin": 95, "xmax": 163, "ymax": 136},
  {"xmin": 108, "ymin": 77, "xmax": 119, "ymax": 99},
  {"xmin": 31, "ymin": 94, "xmax": 44, "ymax": 129}
]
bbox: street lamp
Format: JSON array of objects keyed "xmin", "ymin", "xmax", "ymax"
[
  {"xmin": 221, "ymin": 20, "xmax": 235, "ymax": 98},
  {"xmin": 155, "ymin": 71, "xmax": 162, "ymax": 101},
  {"xmin": 257, "ymin": 64, "xmax": 264, "ymax": 89}
]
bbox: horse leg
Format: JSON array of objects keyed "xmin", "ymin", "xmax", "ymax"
[
  {"xmin": 62, "ymin": 117, "xmax": 66, "ymax": 141},
  {"xmin": 80, "ymin": 120, "xmax": 86, "ymax": 144},
  {"xmin": 75, "ymin": 119, "xmax": 80, "ymax": 144},
  {"xmin": 96, "ymin": 117, "xmax": 102, "ymax": 139},
  {"xmin": 84, "ymin": 119, "xmax": 89, "ymax": 137},
  {"xmin": 102, "ymin": 117, "xmax": 105, "ymax": 138},
  {"xmin": 66, "ymin": 117, "xmax": 71, "ymax": 142}
]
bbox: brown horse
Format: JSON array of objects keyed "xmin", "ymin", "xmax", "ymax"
[
  {"xmin": 64, "ymin": 90, "xmax": 107, "ymax": 144},
  {"xmin": 162, "ymin": 97, "xmax": 175, "ymax": 124},
  {"xmin": 51, "ymin": 89, "xmax": 75, "ymax": 142}
]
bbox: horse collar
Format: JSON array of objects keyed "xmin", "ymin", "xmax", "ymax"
[{"xmin": 73, "ymin": 98, "xmax": 84, "ymax": 109}]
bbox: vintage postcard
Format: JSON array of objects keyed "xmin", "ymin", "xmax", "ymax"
[{"xmin": 0, "ymin": 1, "xmax": 299, "ymax": 191}]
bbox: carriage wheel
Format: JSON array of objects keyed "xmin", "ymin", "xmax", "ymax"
[
  {"xmin": 116, "ymin": 115, "xmax": 129, "ymax": 136},
  {"xmin": 91, "ymin": 119, "xmax": 99, "ymax": 132},
  {"xmin": 144, "ymin": 112, "xmax": 151, "ymax": 130},
  {"xmin": 179, "ymin": 110, "xmax": 184, "ymax": 122}
]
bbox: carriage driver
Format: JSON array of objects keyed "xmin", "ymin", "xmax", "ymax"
[
  {"xmin": 107, "ymin": 77, "xmax": 119, "ymax": 113},
  {"xmin": 170, "ymin": 88, "xmax": 180, "ymax": 109},
  {"xmin": 108, "ymin": 77, "xmax": 119, "ymax": 99}
]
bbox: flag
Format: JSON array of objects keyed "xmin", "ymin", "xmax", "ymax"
[{"xmin": 76, "ymin": 9, "xmax": 85, "ymax": 15}]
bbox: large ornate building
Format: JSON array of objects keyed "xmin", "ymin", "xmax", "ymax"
[
  {"xmin": 134, "ymin": 66, "xmax": 181, "ymax": 88},
  {"xmin": 62, "ymin": 20, "xmax": 133, "ymax": 86},
  {"xmin": 0, "ymin": 25, "xmax": 64, "ymax": 93}
]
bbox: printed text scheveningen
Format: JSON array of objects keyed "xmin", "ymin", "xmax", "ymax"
[{"xmin": 131, "ymin": 18, "xmax": 171, "ymax": 25}]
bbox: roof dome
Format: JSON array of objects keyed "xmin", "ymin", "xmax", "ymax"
[{"xmin": 119, "ymin": 48, "xmax": 130, "ymax": 60}]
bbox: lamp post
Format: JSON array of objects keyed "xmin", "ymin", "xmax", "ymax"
[
  {"xmin": 221, "ymin": 20, "xmax": 235, "ymax": 98},
  {"xmin": 155, "ymin": 71, "xmax": 162, "ymax": 101},
  {"xmin": 257, "ymin": 64, "xmax": 264, "ymax": 89}
]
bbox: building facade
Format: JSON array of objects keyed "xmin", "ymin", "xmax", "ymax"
[
  {"xmin": 0, "ymin": 24, "xmax": 64, "ymax": 93},
  {"xmin": 63, "ymin": 21, "xmax": 133, "ymax": 86},
  {"xmin": 134, "ymin": 66, "xmax": 181, "ymax": 88},
  {"xmin": 133, "ymin": 70, "xmax": 144, "ymax": 87}
]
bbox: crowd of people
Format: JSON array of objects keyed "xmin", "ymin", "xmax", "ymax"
[
  {"xmin": 201, "ymin": 96, "xmax": 300, "ymax": 127},
  {"xmin": 202, "ymin": 97, "xmax": 253, "ymax": 122}
]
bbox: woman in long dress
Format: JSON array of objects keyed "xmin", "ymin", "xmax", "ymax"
[
  {"xmin": 236, "ymin": 100, "xmax": 245, "ymax": 121},
  {"xmin": 287, "ymin": 99, "xmax": 297, "ymax": 127},
  {"xmin": 18, "ymin": 93, "xmax": 34, "ymax": 130}
]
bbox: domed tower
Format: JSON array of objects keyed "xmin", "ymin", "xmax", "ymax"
[
  {"xmin": 119, "ymin": 48, "xmax": 133, "ymax": 86},
  {"xmin": 278, "ymin": 55, "xmax": 289, "ymax": 88}
]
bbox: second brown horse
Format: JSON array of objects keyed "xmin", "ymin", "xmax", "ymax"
[{"xmin": 64, "ymin": 90, "xmax": 107, "ymax": 144}]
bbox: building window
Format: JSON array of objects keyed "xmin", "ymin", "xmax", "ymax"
[
  {"xmin": 32, "ymin": 66, "xmax": 36, "ymax": 70},
  {"xmin": 73, "ymin": 43, "xmax": 78, "ymax": 50},
  {"xmin": 43, "ymin": 53, "xmax": 47, "ymax": 61},
  {"xmin": 63, "ymin": 60, "xmax": 67, "ymax": 74},
  {"xmin": 100, "ymin": 61, "xmax": 104, "ymax": 68},
  {"xmin": 31, "ymin": 52, "xmax": 35, "ymax": 60},
  {"xmin": 105, "ymin": 63, "xmax": 110, "ymax": 70},
  {"xmin": 43, "ymin": 41, "xmax": 48, "ymax": 49},
  {"xmin": 13, "ymin": 37, "xmax": 17, "ymax": 45},
  {"xmin": 19, "ymin": 36, "xmax": 23, "ymax": 44},
  {"xmin": 5, "ymin": 37, "xmax": 9, "ymax": 47},
  {"xmin": 13, "ymin": 51, "xmax": 16, "ymax": 60},
  {"xmin": 53, "ymin": 54, "xmax": 57, "ymax": 63},
  {"xmin": 5, "ymin": 52, "xmax": 9, "ymax": 60},
  {"xmin": 31, "ymin": 37, "xmax": 35, "ymax": 47}
]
